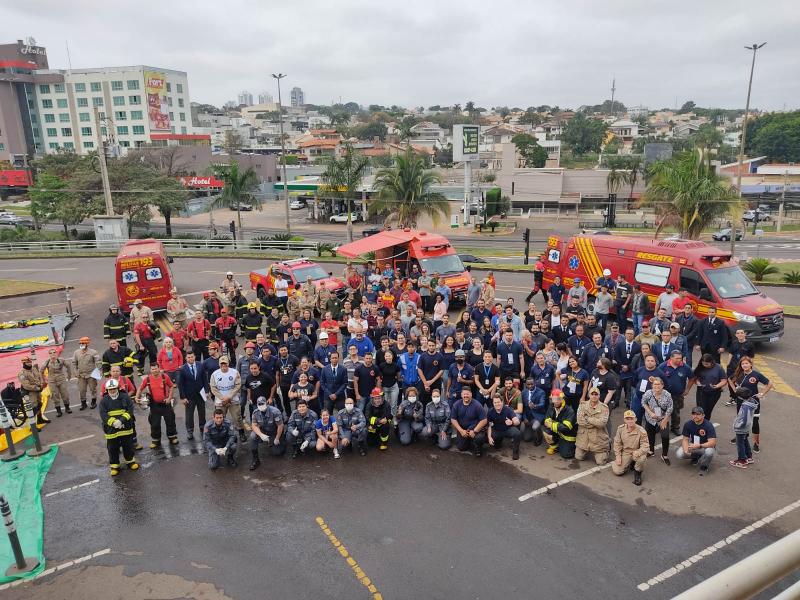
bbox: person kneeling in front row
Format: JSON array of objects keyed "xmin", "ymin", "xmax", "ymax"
[
  {"xmin": 420, "ymin": 389, "xmax": 451, "ymax": 450},
  {"xmin": 487, "ymin": 395, "xmax": 522, "ymax": 460},
  {"xmin": 337, "ymin": 398, "xmax": 367, "ymax": 456},
  {"xmin": 451, "ymin": 388, "xmax": 488, "ymax": 457},
  {"xmin": 286, "ymin": 400, "xmax": 318, "ymax": 458},
  {"xmin": 204, "ymin": 408, "xmax": 238, "ymax": 470},
  {"xmin": 249, "ymin": 396, "xmax": 285, "ymax": 470},
  {"xmin": 542, "ymin": 389, "xmax": 576, "ymax": 459},
  {"xmin": 396, "ymin": 387, "xmax": 425, "ymax": 445},
  {"xmin": 612, "ymin": 410, "xmax": 648, "ymax": 485},
  {"xmin": 675, "ymin": 406, "xmax": 717, "ymax": 476}
]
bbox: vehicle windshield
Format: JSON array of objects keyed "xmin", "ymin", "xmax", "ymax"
[
  {"xmin": 420, "ymin": 254, "xmax": 465, "ymax": 275},
  {"xmin": 293, "ymin": 265, "xmax": 330, "ymax": 281},
  {"xmin": 704, "ymin": 267, "xmax": 760, "ymax": 299}
]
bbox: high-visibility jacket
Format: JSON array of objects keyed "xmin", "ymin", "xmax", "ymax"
[
  {"xmin": 103, "ymin": 311, "xmax": 129, "ymax": 341},
  {"xmin": 241, "ymin": 312, "xmax": 263, "ymax": 340},
  {"xmin": 543, "ymin": 403, "xmax": 576, "ymax": 442},
  {"xmin": 102, "ymin": 345, "xmax": 137, "ymax": 376},
  {"xmin": 99, "ymin": 391, "xmax": 136, "ymax": 439}
]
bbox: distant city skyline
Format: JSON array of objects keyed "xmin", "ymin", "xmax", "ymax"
[{"xmin": 3, "ymin": 0, "xmax": 797, "ymax": 112}]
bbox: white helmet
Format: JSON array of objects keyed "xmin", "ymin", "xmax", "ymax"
[
  {"xmin": 603, "ymin": 268, "xmax": 611, "ymax": 277},
  {"xmin": 105, "ymin": 378, "xmax": 119, "ymax": 390},
  {"xmin": 318, "ymin": 332, "xmax": 329, "ymax": 340}
]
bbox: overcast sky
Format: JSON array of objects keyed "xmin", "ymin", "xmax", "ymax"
[{"xmin": 4, "ymin": 0, "xmax": 798, "ymax": 112}]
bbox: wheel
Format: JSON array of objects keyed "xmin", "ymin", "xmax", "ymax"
[
  {"xmin": 722, "ymin": 236, "xmax": 729, "ymax": 241},
  {"xmin": 257, "ymin": 286, "xmax": 267, "ymax": 301}
]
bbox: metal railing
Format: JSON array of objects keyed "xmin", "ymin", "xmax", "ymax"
[
  {"xmin": 673, "ymin": 527, "xmax": 800, "ymax": 600},
  {"xmin": 0, "ymin": 238, "xmax": 321, "ymax": 253}
]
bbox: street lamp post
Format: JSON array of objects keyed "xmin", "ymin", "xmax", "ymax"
[
  {"xmin": 732, "ymin": 42, "xmax": 766, "ymax": 258},
  {"xmin": 272, "ymin": 73, "xmax": 291, "ymax": 235}
]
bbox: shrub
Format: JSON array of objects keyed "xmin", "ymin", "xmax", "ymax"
[
  {"xmin": 317, "ymin": 243, "xmax": 337, "ymax": 257},
  {"xmin": 782, "ymin": 270, "xmax": 800, "ymax": 284},
  {"xmin": 742, "ymin": 258, "xmax": 779, "ymax": 282}
]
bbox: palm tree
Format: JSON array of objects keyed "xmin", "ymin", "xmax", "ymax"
[
  {"xmin": 623, "ymin": 156, "xmax": 643, "ymax": 202},
  {"xmin": 397, "ymin": 118, "xmax": 414, "ymax": 145},
  {"xmin": 644, "ymin": 148, "xmax": 741, "ymax": 239},
  {"xmin": 321, "ymin": 142, "xmax": 369, "ymax": 243},
  {"xmin": 213, "ymin": 161, "xmax": 259, "ymax": 241},
  {"xmin": 605, "ymin": 167, "xmax": 626, "ymax": 228},
  {"xmin": 371, "ymin": 148, "xmax": 450, "ymax": 229}
]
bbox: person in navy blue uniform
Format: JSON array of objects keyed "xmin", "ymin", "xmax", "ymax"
[
  {"xmin": 320, "ymin": 351, "xmax": 348, "ymax": 414},
  {"xmin": 487, "ymin": 395, "xmax": 522, "ymax": 460},
  {"xmin": 450, "ymin": 388, "xmax": 488, "ymax": 456},
  {"xmin": 520, "ymin": 377, "xmax": 547, "ymax": 445},
  {"xmin": 658, "ymin": 350, "xmax": 694, "ymax": 435},
  {"xmin": 674, "ymin": 406, "xmax": 717, "ymax": 475},
  {"xmin": 203, "ymin": 409, "xmax": 238, "ymax": 469}
]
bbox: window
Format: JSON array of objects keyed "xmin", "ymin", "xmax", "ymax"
[
  {"xmin": 178, "ymin": 98, "xmax": 184, "ymax": 108},
  {"xmin": 121, "ymin": 270, "xmax": 139, "ymax": 283},
  {"xmin": 127, "ymin": 79, "xmax": 139, "ymax": 90},
  {"xmin": 169, "ymin": 112, "xmax": 174, "ymax": 120},
  {"xmin": 63, "ymin": 142, "xmax": 74, "ymax": 150},
  {"xmin": 176, "ymin": 83, "xmax": 183, "ymax": 93},
  {"xmin": 179, "ymin": 113, "xmax": 186, "ymax": 122},
  {"xmin": 166, "ymin": 82, "xmax": 171, "ymax": 92},
  {"xmin": 130, "ymin": 110, "xmax": 143, "ymax": 120},
  {"xmin": 61, "ymin": 128, "xmax": 72, "ymax": 136},
  {"xmin": 181, "ymin": 126, "xmax": 187, "ymax": 134},
  {"xmin": 54, "ymin": 83, "xmax": 65, "ymax": 93},
  {"xmin": 704, "ymin": 267, "xmax": 758, "ymax": 300},
  {"xmin": 113, "ymin": 96, "xmax": 125, "ymax": 106},
  {"xmin": 132, "ymin": 125, "xmax": 145, "ymax": 135},
  {"xmin": 44, "ymin": 114, "xmax": 55, "ymax": 123},
  {"xmin": 56, "ymin": 98, "xmax": 68, "ymax": 108},
  {"xmin": 119, "ymin": 140, "xmax": 130, "ymax": 147},
  {"xmin": 101, "ymin": 127, "xmax": 107, "ymax": 136},
  {"xmin": 92, "ymin": 97, "xmax": 104, "ymax": 107},
  {"xmin": 83, "ymin": 141, "xmax": 94, "ymax": 149},
  {"xmin": 46, "ymin": 128, "xmax": 57, "ymax": 137},
  {"xmin": 41, "ymin": 99, "xmax": 53, "ymax": 108},
  {"xmin": 0, "ymin": 143, "xmax": 4, "ymax": 151},
  {"xmin": 128, "ymin": 95, "xmax": 141, "ymax": 105},
  {"xmin": 49, "ymin": 143, "xmax": 59, "ymax": 149},
  {"xmin": 679, "ymin": 268, "xmax": 706, "ymax": 298},
  {"xmin": 39, "ymin": 84, "xmax": 50, "ymax": 94},
  {"xmin": 77, "ymin": 97, "xmax": 88, "ymax": 107},
  {"xmin": 79, "ymin": 112, "xmax": 90, "ymax": 122},
  {"xmin": 90, "ymin": 82, "xmax": 101, "ymax": 92},
  {"xmin": 167, "ymin": 97, "xmax": 173, "ymax": 106},
  {"xmin": 81, "ymin": 127, "xmax": 92, "ymax": 136},
  {"xmin": 144, "ymin": 267, "xmax": 163, "ymax": 281},
  {"xmin": 634, "ymin": 262, "xmax": 671, "ymax": 287},
  {"xmin": 117, "ymin": 126, "xmax": 129, "ymax": 135},
  {"xmin": 30, "ymin": 115, "xmax": 37, "ymax": 123},
  {"xmin": 114, "ymin": 111, "xmax": 127, "ymax": 121},
  {"xmin": 74, "ymin": 82, "xmax": 86, "ymax": 93},
  {"xmin": 111, "ymin": 80, "xmax": 123, "ymax": 91},
  {"xmin": 59, "ymin": 114, "xmax": 70, "ymax": 122}
]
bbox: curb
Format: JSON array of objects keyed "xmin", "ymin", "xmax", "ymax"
[
  {"xmin": 756, "ymin": 282, "xmax": 800, "ymax": 289},
  {"xmin": 0, "ymin": 285, "xmax": 67, "ymax": 300}
]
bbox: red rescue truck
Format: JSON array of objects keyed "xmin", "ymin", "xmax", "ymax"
[
  {"xmin": 115, "ymin": 239, "xmax": 175, "ymax": 312},
  {"xmin": 336, "ymin": 229, "xmax": 471, "ymax": 303},
  {"xmin": 542, "ymin": 234, "xmax": 784, "ymax": 343},
  {"xmin": 249, "ymin": 258, "xmax": 346, "ymax": 300}
]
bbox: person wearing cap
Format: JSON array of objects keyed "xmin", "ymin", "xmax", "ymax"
[
  {"xmin": 177, "ymin": 350, "xmax": 207, "ymax": 440},
  {"xmin": 221, "ymin": 271, "xmax": 241, "ymax": 296},
  {"xmin": 668, "ymin": 321, "xmax": 689, "ymax": 362},
  {"xmin": 103, "ymin": 304, "xmax": 129, "ymax": 344},
  {"xmin": 364, "ymin": 387, "xmax": 392, "ymax": 450},
  {"xmin": 320, "ymin": 350, "xmax": 349, "ymax": 414},
  {"xmin": 203, "ymin": 408, "xmax": 238, "ymax": 469},
  {"xmin": 129, "ymin": 299, "xmax": 153, "ymax": 327},
  {"xmin": 136, "ymin": 363, "xmax": 178, "ymax": 447},
  {"xmin": 593, "ymin": 282, "xmax": 614, "ymax": 333},
  {"xmin": 313, "ymin": 331, "xmax": 335, "ymax": 369},
  {"xmin": 658, "ymin": 349, "xmax": 693, "ymax": 435},
  {"xmin": 201, "ymin": 341, "xmax": 222, "ymax": 389},
  {"xmin": 72, "ymin": 336, "xmax": 101, "ymax": 410},
  {"xmin": 396, "ymin": 387, "xmax": 424, "ymax": 445},
  {"xmin": 445, "ymin": 349, "xmax": 474, "ymax": 407},
  {"xmin": 612, "ymin": 410, "xmax": 649, "ymax": 485},
  {"xmin": 675, "ymin": 406, "xmax": 717, "ymax": 475},
  {"xmin": 215, "ymin": 307, "xmax": 239, "ymax": 353},
  {"xmin": 635, "ymin": 320, "xmax": 658, "ymax": 348},
  {"xmin": 166, "ymin": 288, "xmax": 189, "ymax": 328},
  {"xmin": 187, "ymin": 311, "xmax": 212, "ymax": 361},
  {"xmin": 575, "ymin": 387, "xmax": 610, "ymax": 465},
  {"xmin": 287, "ymin": 321, "xmax": 314, "ymax": 361},
  {"xmin": 43, "ymin": 347, "xmax": 73, "ymax": 417},
  {"xmin": 286, "ymin": 399, "xmax": 318, "ymax": 458},
  {"xmin": 210, "ymin": 354, "xmax": 244, "ymax": 441},
  {"xmin": 99, "ymin": 378, "xmax": 138, "ymax": 476},
  {"xmin": 567, "ymin": 277, "xmax": 587, "ymax": 310},
  {"xmin": 18, "ymin": 353, "xmax": 50, "ymax": 425},
  {"xmin": 248, "ymin": 396, "xmax": 285, "ymax": 469},
  {"xmin": 542, "ymin": 389, "xmax": 576, "ymax": 458},
  {"xmin": 230, "ymin": 285, "xmax": 250, "ymax": 323},
  {"xmin": 656, "ymin": 284, "xmax": 678, "ymax": 319}
]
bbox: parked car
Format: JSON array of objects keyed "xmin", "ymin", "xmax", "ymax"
[
  {"xmin": 458, "ymin": 253, "xmax": 487, "ymax": 264},
  {"xmin": 0, "ymin": 215, "xmax": 34, "ymax": 229},
  {"xmin": 229, "ymin": 202, "xmax": 253, "ymax": 211},
  {"xmin": 329, "ymin": 212, "xmax": 361, "ymax": 224},
  {"xmin": 289, "ymin": 199, "xmax": 307, "ymax": 210},
  {"xmin": 362, "ymin": 227, "xmax": 382, "ymax": 237},
  {"xmin": 742, "ymin": 210, "xmax": 770, "ymax": 223},
  {"xmin": 711, "ymin": 228, "xmax": 744, "ymax": 242}
]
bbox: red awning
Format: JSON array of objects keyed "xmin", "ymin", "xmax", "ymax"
[{"xmin": 336, "ymin": 229, "xmax": 441, "ymax": 258}]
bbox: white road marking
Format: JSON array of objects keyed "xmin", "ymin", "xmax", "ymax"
[
  {"xmin": 198, "ymin": 271, "xmax": 250, "ymax": 276},
  {"xmin": 55, "ymin": 434, "xmax": 95, "ymax": 446},
  {"xmin": 0, "ymin": 302, "xmax": 66, "ymax": 315},
  {"xmin": 0, "ymin": 548, "xmax": 111, "ymax": 590},
  {"xmin": 0, "ymin": 268, "xmax": 78, "ymax": 272},
  {"xmin": 44, "ymin": 478, "xmax": 99, "ymax": 498},
  {"xmin": 636, "ymin": 498, "xmax": 800, "ymax": 592},
  {"xmin": 517, "ymin": 422, "xmax": 722, "ymax": 502}
]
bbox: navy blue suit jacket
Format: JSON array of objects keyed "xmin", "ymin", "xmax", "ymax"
[
  {"xmin": 177, "ymin": 362, "xmax": 206, "ymax": 399},
  {"xmin": 320, "ymin": 364, "xmax": 348, "ymax": 401}
]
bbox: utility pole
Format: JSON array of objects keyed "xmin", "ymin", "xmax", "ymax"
[
  {"xmin": 93, "ymin": 106, "xmax": 114, "ymax": 216},
  {"xmin": 272, "ymin": 73, "xmax": 291, "ymax": 234},
  {"xmin": 610, "ymin": 76, "xmax": 616, "ymax": 117},
  {"xmin": 732, "ymin": 42, "xmax": 766, "ymax": 258},
  {"xmin": 777, "ymin": 170, "xmax": 787, "ymax": 233}
]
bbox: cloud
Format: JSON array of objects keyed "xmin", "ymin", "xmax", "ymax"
[{"xmin": 4, "ymin": 0, "xmax": 798, "ymax": 111}]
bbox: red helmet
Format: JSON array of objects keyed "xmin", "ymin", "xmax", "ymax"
[
  {"xmin": 292, "ymin": 321, "xmax": 301, "ymax": 328},
  {"xmin": 370, "ymin": 387, "xmax": 383, "ymax": 397}
]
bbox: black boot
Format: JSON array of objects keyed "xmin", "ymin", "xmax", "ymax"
[
  {"xmin": 227, "ymin": 453, "xmax": 238, "ymax": 468},
  {"xmin": 64, "ymin": 403, "xmax": 72, "ymax": 414},
  {"xmin": 90, "ymin": 398, "xmax": 97, "ymax": 409},
  {"xmin": 633, "ymin": 469, "xmax": 642, "ymax": 486},
  {"xmin": 79, "ymin": 401, "xmax": 88, "ymax": 411},
  {"xmin": 358, "ymin": 442, "xmax": 366, "ymax": 456},
  {"xmin": 37, "ymin": 413, "xmax": 51, "ymax": 425},
  {"xmin": 249, "ymin": 451, "xmax": 260, "ymax": 470},
  {"xmin": 56, "ymin": 406, "xmax": 63, "ymax": 417}
]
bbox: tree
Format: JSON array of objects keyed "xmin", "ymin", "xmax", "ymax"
[
  {"xmin": 29, "ymin": 173, "xmax": 100, "ymax": 238},
  {"xmin": 624, "ymin": 156, "xmax": 643, "ymax": 201},
  {"xmin": 511, "ymin": 133, "xmax": 548, "ymax": 168},
  {"xmin": 397, "ymin": 117, "xmax": 416, "ymax": 144},
  {"xmin": 321, "ymin": 142, "xmax": 369, "ymax": 243},
  {"xmin": 465, "ymin": 101, "xmax": 476, "ymax": 117},
  {"xmin": 452, "ymin": 103, "xmax": 462, "ymax": 114},
  {"xmin": 150, "ymin": 177, "xmax": 189, "ymax": 237},
  {"xmin": 351, "ymin": 121, "xmax": 388, "ymax": 141},
  {"xmin": 213, "ymin": 161, "xmax": 259, "ymax": 240},
  {"xmin": 678, "ymin": 100, "xmax": 697, "ymax": 114},
  {"xmin": 371, "ymin": 148, "xmax": 449, "ymax": 229},
  {"xmin": 519, "ymin": 108, "xmax": 543, "ymax": 126},
  {"xmin": 745, "ymin": 111, "xmax": 800, "ymax": 162},
  {"xmin": 222, "ymin": 130, "xmax": 244, "ymax": 155},
  {"xmin": 498, "ymin": 106, "xmax": 511, "ymax": 122},
  {"xmin": 562, "ymin": 112, "xmax": 607, "ymax": 155},
  {"xmin": 693, "ymin": 123, "xmax": 724, "ymax": 149},
  {"xmin": 433, "ymin": 143, "xmax": 453, "ymax": 167},
  {"xmin": 644, "ymin": 148, "xmax": 741, "ymax": 239}
]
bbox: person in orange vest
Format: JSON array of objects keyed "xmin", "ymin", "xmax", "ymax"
[{"xmin": 487, "ymin": 272, "xmax": 497, "ymax": 289}]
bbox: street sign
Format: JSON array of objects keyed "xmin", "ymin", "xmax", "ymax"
[{"xmin": 453, "ymin": 124, "xmax": 480, "ymax": 161}]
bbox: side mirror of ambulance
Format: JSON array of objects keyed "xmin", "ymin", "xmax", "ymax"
[{"xmin": 699, "ymin": 288, "xmax": 714, "ymax": 302}]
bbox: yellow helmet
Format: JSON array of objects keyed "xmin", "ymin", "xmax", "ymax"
[{"xmin": 247, "ymin": 302, "xmax": 257, "ymax": 310}]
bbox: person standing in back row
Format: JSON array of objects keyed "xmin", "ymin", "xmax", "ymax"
[
  {"xmin": 614, "ymin": 274, "xmax": 633, "ymax": 331},
  {"xmin": 697, "ymin": 307, "xmax": 730, "ymax": 364}
]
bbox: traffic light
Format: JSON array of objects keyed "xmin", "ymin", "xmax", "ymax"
[
  {"xmin": 229, "ymin": 220, "xmax": 236, "ymax": 234},
  {"xmin": 522, "ymin": 228, "xmax": 530, "ymax": 243}
]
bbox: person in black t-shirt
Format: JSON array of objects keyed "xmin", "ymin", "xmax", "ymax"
[{"xmin": 244, "ymin": 362, "xmax": 276, "ymax": 418}]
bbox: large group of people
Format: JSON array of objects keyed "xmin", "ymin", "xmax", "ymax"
[{"xmin": 11, "ymin": 261, "xmax": 771, "ymax": 482}]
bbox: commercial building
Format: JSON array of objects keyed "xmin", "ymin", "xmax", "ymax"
[
  {"xmin": 290, "ymin": 86, "xmax": 305, "ymax": 107},
  {"xmin": 0, "ymin": 38, "xmax": 194, "ymax": 161},
  {"xmin": 257, "ymin": 92, "xmax": 273, "ymax": 104},
  {"xmin": 238, "ymin": 90, "xmax": 253, "ymax": 106}
]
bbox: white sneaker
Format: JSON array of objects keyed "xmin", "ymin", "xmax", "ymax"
[
  {"xmin": 300, "ymin": 440, "xmax": 309, "ymax": 452},
  {"xmin": 333, "ymin": 449, "xmax": 340, "ymax": 459}
]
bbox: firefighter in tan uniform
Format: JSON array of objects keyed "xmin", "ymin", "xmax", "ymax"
[
  {"xmin": 42, "ymin": 347, "xmax": 73, "ymax": 416},
  {"xmin": 72, "ymin": 336, "xmax": 101, "ymax": 410},
  {"xmin": 612, "ymin": 409, "xmax": 649, "ymax": 485},
  {"xmin": 18, "ymin": 354, "xmax": 50, "ymax": 425},
  {"xmin": 166, "ymin": 288, "xmax": 189, "ymax": 328},
  {"xmin": 128, "ymin": 299, "xmax": 153, "ymax": 327}
]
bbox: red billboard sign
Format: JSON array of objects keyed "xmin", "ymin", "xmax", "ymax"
[
  {"xmin": 0, "ymin": 170, "xmax": 33, "ymax": 187},
  {"xmin": 177, "ymin": 175, "xmax": 224, "ymax": 188}
]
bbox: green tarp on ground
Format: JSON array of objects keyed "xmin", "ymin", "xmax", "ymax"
[{"xmin": 0, "ymin": 445, "xmax": 57, "ymax": 583}]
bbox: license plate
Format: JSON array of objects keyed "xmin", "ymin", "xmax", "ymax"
[{"xmin": 769, "ymin": 336, "xmax": 780, "ymax": 343}]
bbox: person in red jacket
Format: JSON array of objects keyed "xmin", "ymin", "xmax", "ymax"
[
  {"xmin": 157, "ymin": 337, "xmax": 184, "ymax": 382},
  {"xmin": 215, "ymin": 307, "xmax": 239, "ymax": 354},
  {"xmin": 136, "ymin": 364, "xmax": 178, "ymax": 448},
  {"xmin": 133, "ymin": 320, "xmax": 159, "ymax": 376},
  {"xmin": 168, "ymin": 320, "xmax": 189, "ymax": 354},
  {"xmin": 187, "ymin": 311, "xmax": 212, "ymax": 361}
]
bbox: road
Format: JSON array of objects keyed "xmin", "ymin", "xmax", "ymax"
[{"xmin": 1, "ymin": 257, "xmax": 799, "ymax": 599}]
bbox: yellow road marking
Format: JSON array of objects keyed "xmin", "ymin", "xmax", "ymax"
[
  {"xmin": 761, "ymin": 355, "xmax": 800, "ymax": 368},
  {"xmin": 753, "ymin": 356, "xmax": 800, "ymax": 398},
  {"xmin": 315, "ymin": 516, "xmax": 382, "ymax": 600}
]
